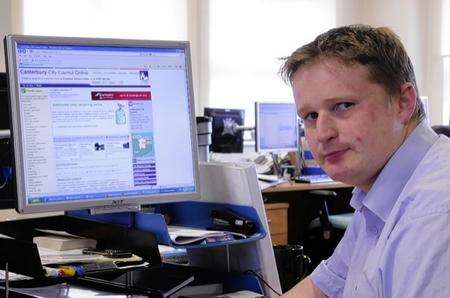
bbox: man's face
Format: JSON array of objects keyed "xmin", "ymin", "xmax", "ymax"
[{"xmin": 292, "ymin": 59, "xmax": 406, "ymax": 191}]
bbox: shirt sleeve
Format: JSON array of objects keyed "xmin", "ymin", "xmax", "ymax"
[
  {"xmin": 309, "ymin": 211, "xmax": 361, "ymax": 297},
  {"xmin": 380, "ymin": 211, "xmax": 450, "ymax": 298}
]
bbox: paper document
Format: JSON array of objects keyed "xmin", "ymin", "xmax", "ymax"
[
  {"xmin": 256, "ymin": 174, "xmax": 280, "ymax": 183},
  {"xmin": 0, "ymin": 270, "xmax": 33, "ymax": 282},
  {"xmin": 38, "ymin": 247, "xmax": 104, "ymax": 265},
  {"xmin": 167, "ymin": 226, "xmax": 246, "ymax": 245},
  {"xmin": 0, "ymin": 233, "xmax": 13, "ymax": 239},
  {"xmin": 38, "ymin": 247, "xmax": 143, "ymax": 266},
  {"xmin": 34, "ymin": 228, "xmax": 84, "ymax": 238},
  {"xmin": 33, "ymin": 235, "xmax": 97, "ymax": 251}
]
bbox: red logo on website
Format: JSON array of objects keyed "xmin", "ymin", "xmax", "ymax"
[{"xmin": 91, "ymin": 91, "xmax": 151, "ymax": 100}]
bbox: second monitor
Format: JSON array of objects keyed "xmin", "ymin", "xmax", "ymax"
[{"xmin": 255, "ymin": 102, "xmax": 299, "ymax": 153}]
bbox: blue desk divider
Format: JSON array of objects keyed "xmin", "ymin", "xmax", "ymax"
[
  {"xmin": 222, "ymin": 274, "xmax": 263, "ymax": 294},
  {"xmin": 135, "ymin": 201, "xmax": 266, "ymax": 248},
  {"xmin": 301, "ymin": 166, "xmax": 327, "ymax": 175},
  {"xmin": 134, "ymin": 212, "xmax": 169, "ymax": 244},
  {"xmin": 302, "ymin": 149, "xmax": 327, "ymax": 175}
]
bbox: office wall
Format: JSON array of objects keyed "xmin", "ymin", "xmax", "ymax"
[
  {"xmin": 0, "ymin": 0, "xmax": 23, "ymax": 72},
  {"xmin": 360, "ymin": 0, "xmax": 443, "ymax": 125},
  {"xmin": 337, "ymin": 0, "xmax": 443, "ymax": 125},
  {"xmin": 337, "ymin": 0, "xmax": 426, "ymax": 91},
  {"xmin": 0, "ymin": 0, "xmax": 445, "ymax": 124},
  {"xmin": 0, "ymin": 0, "xmax": 12, "ymax": 71}
]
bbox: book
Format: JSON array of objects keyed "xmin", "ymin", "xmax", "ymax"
[
  {"xmin": 33, "ymin": 235, "xmax": 97, "ymax": 251},
  {"xmin": 167, "ymin": 226, "xmax": 246, "ymax": 245}
]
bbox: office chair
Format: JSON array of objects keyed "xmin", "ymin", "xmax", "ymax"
[
  {"xmin": 307, "ymin": 190, "xmax": 353, "ymax": 235},
  {"xmin": 302, "ymin": 190, "xmax": 353, "ymax": 268},
  {"xmin": 432, "ymin": 125, "xmax": 450, "ymax": 137},
  {"xmin": 307, "ymin": 190, "xmax": 335, "ymax": 240}
]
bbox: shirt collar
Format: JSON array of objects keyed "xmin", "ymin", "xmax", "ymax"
[{"xmin": 350, "ymin": 121, "xmax": 438, "ymax": 221}]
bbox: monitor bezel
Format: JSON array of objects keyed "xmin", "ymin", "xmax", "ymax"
[
  {"xmin": 4, "ymin": 34, "xmax": 201, "ymax": 214},
  {"xmin": 254, "ymin": 101, "xmax": 299, "ymax": 153}
]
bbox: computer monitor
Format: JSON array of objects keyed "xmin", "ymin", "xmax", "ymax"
[
  {"xmin": 255, "ymin": 102, "xmax": 299, "ymax": 153},
  {"xmin": 204, "ymin": 107, "xmax": 244, "ymax": 153},
  {"xmin": 4, "ymin": 35, "xmax": 200, "ymax": 214}
]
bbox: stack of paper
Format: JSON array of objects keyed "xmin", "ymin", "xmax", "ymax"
[
  {"xmin": 33, "ymin": 228, "xmax": 97, "ymax": 251},
  {"xmin": 167, "ymin": 226, "xmax": 246, "ymax": 245},
  {"xmin": 33, "ymin": 235, "xmax": 97, "ymax": 251}
]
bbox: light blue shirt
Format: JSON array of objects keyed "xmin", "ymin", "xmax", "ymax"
[{"xmin": 310, "ymin": 121, "xmax": 450, "ymax": 297}]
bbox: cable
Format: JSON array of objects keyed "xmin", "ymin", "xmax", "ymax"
[
  {"xmin": 244, "ymin": 269, "xmax": 282, "ymax": 297},
  {"xmin": 0, "ymin": 177, "xmax": 7, "ymax": 190},
  {"xmin": 0, "ymin": 138, "xmax": 11, "ymax": 190},
  {"xmin": 226, "ymin": 244, "xmax": 230, "ymax": 272}
]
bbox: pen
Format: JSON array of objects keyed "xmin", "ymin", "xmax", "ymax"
[
  {"xmin": 58, "ymin": 265, "xmax": 85, "ymax": 277},
  {"xmin": 44, "ymin": 265, "xmax": 85, "ymax": 278},
  {"xmin": 43, "ymin": 266, "xmax": 62, "ymax": 278},
  {"xmin": 58, "ymin": 266, "xmax": 77, "ymax": 277}
]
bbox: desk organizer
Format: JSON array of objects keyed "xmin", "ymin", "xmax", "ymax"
[
  {"xmin": 134, "ymin": 201, "xmax": 266, "ymax": 248},
  {"xmin": 0, "ymin": 215, "xmax": 161, "ymax": 278},
  {"xmin": 70, "ymin": 201, "xmax": 266, "ymax": 249}
]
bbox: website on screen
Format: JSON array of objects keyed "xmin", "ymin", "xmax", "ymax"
[{"xmin": 15, "ymin": 44, "xmax": 195, "ymax": 204}]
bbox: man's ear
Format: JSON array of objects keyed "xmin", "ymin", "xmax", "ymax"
[{"xmin": 397, "ymin": 83, "xmax": 417, "ymax": 124}]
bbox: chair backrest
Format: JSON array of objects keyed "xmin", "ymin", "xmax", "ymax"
[{"xmin": 432, "ymin": 125, "xmax": 450, "ymax": 137}]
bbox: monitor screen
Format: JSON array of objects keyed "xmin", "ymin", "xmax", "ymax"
[
  {"xmin": 255, "ymin": 102, "xmax": 298, "ymax": 153},
  {"xmin": 4, "ymin": 35, "xmax": 200, "ymax": 213},
  {"xmin": 204, "ymin": 107, "xmax": 244, "ymax": 153}
]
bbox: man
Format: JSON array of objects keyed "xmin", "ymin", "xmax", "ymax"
[{"xmin": 280, "ymin": 24, "xmax": 450, "ymax": 297}]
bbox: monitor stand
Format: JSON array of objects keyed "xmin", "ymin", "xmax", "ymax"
[
  {"xmin": 270, "ymin": 152, "xmax": 283, "ymax": 178},
  {"xmin": 0, "ymin": 130, "xmax": 10, "ymax": 139},
  {"xmin": 89, "ymin": 204, "xmax": 141, "ymax": 215}
]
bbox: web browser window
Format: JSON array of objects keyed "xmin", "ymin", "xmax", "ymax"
[{"xmin": 14, "ymin": 42, "xmax": 196, "ymax": 206}]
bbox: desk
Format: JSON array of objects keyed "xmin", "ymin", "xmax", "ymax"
[
  {"xmin": 261, "ymin": 180, "xmax": 353, "ymax": 245},
  {"xmin": 262, "ymin": 181, "xmax": 351, "ymax": 194},
  {"xmin": 265, "ymin": 203, "xmax": 289, "ymax": 245}
]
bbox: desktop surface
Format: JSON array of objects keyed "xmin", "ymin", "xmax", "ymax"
[
  {"xmin": 294, "ymin": 174, "xmax": 333, "ymax": 184},
  {"xmin": 262, "ymin": 179, "xmax": 351, "ymax": 193}
]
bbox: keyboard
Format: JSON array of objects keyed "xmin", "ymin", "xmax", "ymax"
[
  {"xmin": 257, "ymin": 174, "xmax": 281, "ymax": 183},
  {"xmin": 294, "ymin": 174, "xmax": 333, "ymax": 184},
  {"xmin": 82, "ymin": 261, "xmax": 118, "ymax": 273},
  {"xmin": 162, "ymin": 253, "xmax": 189, "ymax": 265}
]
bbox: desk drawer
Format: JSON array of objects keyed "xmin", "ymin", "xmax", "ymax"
[
  {"xmin": 271, "ymin": 234, "xmax": 288, "ymax": 245},
  {"xmin": 265, "ymin": 203, "xmax": 289, "ymax": 245}
]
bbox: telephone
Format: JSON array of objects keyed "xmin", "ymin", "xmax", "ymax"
[
  {"xmin": 251, "ymin": 154, "xmax": 273, "ymax": 174},
  {"xmin": 209, "ymin": 152, "xmax": 273, "ymax": 174}
]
